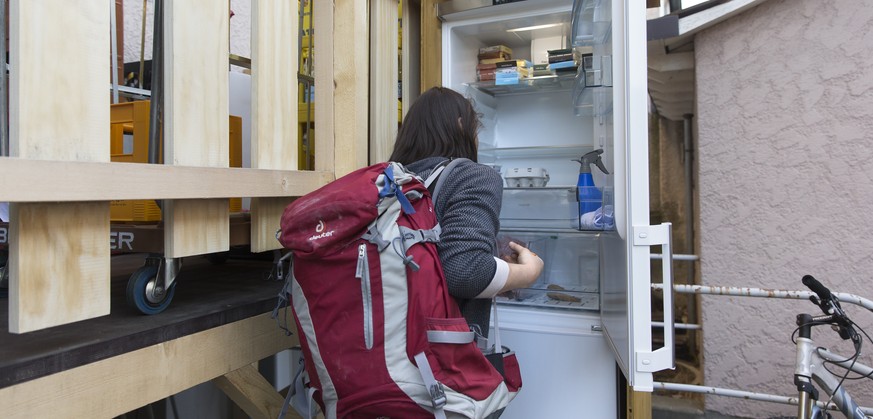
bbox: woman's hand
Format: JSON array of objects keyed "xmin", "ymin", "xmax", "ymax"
[{"xmin": 500, "ymin": 241, "xmax": 544, "ymax": 293}]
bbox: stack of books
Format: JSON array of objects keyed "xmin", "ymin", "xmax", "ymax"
[{"xmin": 477, "ymin": 45, "xmax": 513, "ymax": 82}]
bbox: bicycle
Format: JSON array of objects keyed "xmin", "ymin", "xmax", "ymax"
[{"xmin": 795, "ymin": 275, "xmax": 873, "ymax": 418}]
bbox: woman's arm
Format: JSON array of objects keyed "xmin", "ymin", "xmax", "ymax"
[{"xmin": 437, "ymin": 162, "xmax": 542, "ymax": 298}]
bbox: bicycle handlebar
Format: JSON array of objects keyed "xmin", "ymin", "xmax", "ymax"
[
  {"xmin": 802, "ymin": 274, "xmax": 832, "ymax": 302},
  {"xmin": 802, "ymin": 274, "xmax": 859, "ymax": 342}
]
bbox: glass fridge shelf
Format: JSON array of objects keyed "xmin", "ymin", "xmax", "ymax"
[
  {"xmin": 465, "ymin": 73, "xmax": 577, "ymax": 97},
  {"xmin": 497, "ymin": 286, "xmax": 600, "ymax": 311},
  {"xmin": 479, "ymin": 144, "xmax": 594, "ymax": 160}
]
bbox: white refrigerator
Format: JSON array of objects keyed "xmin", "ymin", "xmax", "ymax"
[{"xmin": 439, "ymin": 0, "xmax": 673, "ymax": 417}]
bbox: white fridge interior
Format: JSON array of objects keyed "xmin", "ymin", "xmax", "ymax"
[
  {"xmin": 442, "ymin": 0, "xmax": 670, "ymax": 416},
  {"xmin": 442, "ymin": 1, "xmax": 618, "ymax": 417}
]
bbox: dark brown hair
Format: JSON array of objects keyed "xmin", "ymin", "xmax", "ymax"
[{"xmin": 389, "ymin": 87, "xmax": 480, "ymax": 164}]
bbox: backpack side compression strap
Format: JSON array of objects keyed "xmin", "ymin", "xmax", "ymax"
[{"xmin": 413, "ymin": 352, "xmax": 448, "ymax": 419}]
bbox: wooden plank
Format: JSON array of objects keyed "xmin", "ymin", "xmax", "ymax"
[
  {"xmin": 628, "ymin": 388, "xmax": 652, "ymax": 419},
  {"xmin": 420, "ymin": 0, "xmax": 442, "ymax": 90},
  {"xmin": 333, "ymin": 0, "xmax": 370, "ymax": 175},
  {"xmin": 369, "ymin": 0, "xmax": 399, "ymax": 163},
  {"xmin": 250, "ymin": 197, "xmax": 293, "ymax": 252},
  {"xmin": 251, "ymin": 0, "xmax": 297, "ymax": 170},
  {"xmin": 164, "ymin": 199, "xmax": 229, "ymax": 258},
  {"xmin": 0, "ymin": 312, "xmax": 297, "ymax": 418},
  {"xmin": 214, "ymin": 364, "xmax": 289, "ymax": 419},
  {"xmin": 401, "ymin": 0, "xmax": 421, "ymax": 119},
  {"xmin": 163, "ymin": 0, "xmax": 230, "ymax": 258},
  {"xmin": 0, "ymin": 158, "xmax": 333, "ymax": 202},
  {"xmin": 313, "ymin": 0, "xmax": 335, "ymax": 173},
  {"xmin": 250, "ymin": 0, "xmax": 297, "ymax": 252},
  {"xmin": 8, "ymin": 0, "xmax": 110, "ymax": 333},
  {"xmin": 9, "ymin": 203, "xmax": 109, "ymax": 334}
]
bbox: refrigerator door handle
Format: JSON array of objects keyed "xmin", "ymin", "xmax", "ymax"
[{"xmin": 633, "ymin": 223, "xmax": 675, "ymax": 373}]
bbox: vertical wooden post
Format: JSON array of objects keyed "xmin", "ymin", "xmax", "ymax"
[
  {"xmin": 163, "ymin": 0, "xmax": 231, "ymax": 258},
  {"xmin": 313, "ymin": 0, "xmax": 334, "ymax": 174},
  {"xmin": 628, "ymin": 389, "xmax": 652, "ymax": 419},
  {"xmin": 8, "ymin": 0, "xmax": 110, "ymax": 333},
  {"xmin": 420, "ymin": 0, "xmax": 442, "ymax": 90},
  {"xmin": 333, "ymin": 0, "xmax": 369, "ymax": 175},
  {"xmin": 370, "ymin": 0, "xmax": 399, "ymax": 163},
  {"xmin": 249, "ymin": 0, "xmax": 297, "ymax": 252}
]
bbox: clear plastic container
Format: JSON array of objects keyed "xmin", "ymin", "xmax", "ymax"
[
  {"xmin": 499, "ymin": 188, "xmax": 577, "ymax": 230},
  {"xmin": 495, "ymin": 231, "xmax": 600, "ymax": 311}
]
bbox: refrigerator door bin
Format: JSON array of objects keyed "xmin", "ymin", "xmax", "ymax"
[
  {"xmin": 496, "ymin": 230, "xmax": 600, "ymax": 311},
  {"xmin": 571, "ymin": 0, "xmax": 611, "ymax": 47}
]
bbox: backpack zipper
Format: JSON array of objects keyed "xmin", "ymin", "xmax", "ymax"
[{"xmin": 356, "ymin": 243, "xmax": 374, "ymax": 349}]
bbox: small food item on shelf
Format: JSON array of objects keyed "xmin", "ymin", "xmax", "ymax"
[
  {"xmin": 547, "ymin": 48, "xmax": 574, "ymax": 64},
  {"xmin": 477, "ymin": 63, "xmax": 497, "ymax": 81},
  {"xmin": 479, "ymin": 45, "xmax": 513, "ymax": 56},
  {"xmin": 549, "ymin": 60, "xmax": 578, "ymax": 74},
  {"xmin": 532, "ymin": 63, "xmax": 552, "ymax": 77},
  {"xmin": 494, "ymin": 60, "xmax": 533, "ymax": 84},
  {"xmin": 546, "ymin": 284, "xmax": 582, "ymax": 303}
]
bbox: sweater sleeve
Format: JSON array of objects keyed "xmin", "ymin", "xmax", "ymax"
[{"xmin": 435, "ymin": 161, "xmax": 504, "ymax": 299}]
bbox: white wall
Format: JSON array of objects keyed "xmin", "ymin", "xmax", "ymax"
[{"xmin": 695, "ymin": 0, "xmax": 873, "ymax": 416}]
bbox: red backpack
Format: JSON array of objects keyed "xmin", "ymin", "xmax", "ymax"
[{"xmin": 274, "ymin": 160, "xmax": 521, "ymax": 419}]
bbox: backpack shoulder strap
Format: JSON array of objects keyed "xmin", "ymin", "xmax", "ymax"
[{"xmin": 424, "ymin": 157, "xmax": 469, "ymax": 204}]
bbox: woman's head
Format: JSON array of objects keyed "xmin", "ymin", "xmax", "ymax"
[{"xmin": 389, "ymin": 87, "xmax": 480, "ymax": 164}]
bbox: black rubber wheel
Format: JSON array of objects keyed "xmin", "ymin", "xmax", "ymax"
[
  {"xmin": 205, "ymin": 251, "xmax": 230, "ymax": 265},
  {"xmin": 126, "ymin": 264, "xmax": 176, "ymax": 315}
]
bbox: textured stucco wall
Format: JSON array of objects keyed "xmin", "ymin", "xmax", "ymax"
[
  {"xmin": 696, "ymin": 0, "xmax": 873, "ymax": 416},
  {"xmin": 122, "ymin": 0, "xmax": 252, "ymax": 68}
]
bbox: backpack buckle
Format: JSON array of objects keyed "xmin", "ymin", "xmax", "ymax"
[{"xmin": 429, "ymin": 383, "xmax": 447, "ymax": 409}]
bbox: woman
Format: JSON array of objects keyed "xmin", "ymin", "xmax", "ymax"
[{"xmin": 389, "ymin": 86, "xmax": 543, "ymax": 338}]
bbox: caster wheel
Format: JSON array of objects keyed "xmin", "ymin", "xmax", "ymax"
[
  {"xmin": 205, "ymin": 251, "xmax": 230, "ymax": 265},
  {"xmin": 126, "ymin": 264, "xmax": 176, "ymax": 315}
]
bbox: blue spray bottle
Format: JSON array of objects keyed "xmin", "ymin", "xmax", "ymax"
[{"xmin": 572, "ymin": 149, "xmax": 609, "ymax": 228}]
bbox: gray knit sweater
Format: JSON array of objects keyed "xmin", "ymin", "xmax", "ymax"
[{"xmin": 407, "ymin": 157, "xmax": 503, "ymax": 337}]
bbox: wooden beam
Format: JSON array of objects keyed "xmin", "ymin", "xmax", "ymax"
[
  {"xmin": 313, "ymin": 0, "xmax": 335, "ymax": 173},
  {"xmin": 0, "ymin": 158, "xmax": 333, "ymax": 202},
  {"xmin": 628, "ymin": 389, "xmax": 652, "ymax": 419},
  {"xmin": 250, "ymin": 197, "xmax": 293, "ymax": 251},
  {"xmin": 9, "ymin": 202, "xmax": 109, "ymax": 333},
  {"xmin": 0, "ymin": 312, "xmax": 297, "ymax": 418},
  {"xmin": 214, "ymin": 364, "xmax": 292, "ymax": 419},
  {"xmin": 164, "ymin": 199, "xmax": 229, "ymax": 257},
  {"xmin": 334, "ymin": 0, "xmax": 370, "ymax": 175},
  {"xmin": 163, "ymin": 0, "xmax": 230, "ymax": 258},
  {"xmin": 250, "ymin": 0, "xmax": 297, "ymax": 252},
  {"xmin": 8, "ymin": 0, "xmax": 110, "ymax": 333},
  {"xmin": 401, "ymin": 0, "xmax": 422, "ymax": 118},
  {"xmin": 420, "ymin": 0, "xmax": 442, "ymax": 90},
  {"xmin": 370, "ymin": 0, "xmax": 399, "ymax": 163}
]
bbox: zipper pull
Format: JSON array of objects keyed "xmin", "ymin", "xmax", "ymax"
[{"xmin": 355, "ymin": 243, "xmax": 366, "ymax": 279}]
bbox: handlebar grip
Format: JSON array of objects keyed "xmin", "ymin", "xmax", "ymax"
[{"xmin": 802, "ymin": 274, "xmax": 832, "ymax": 301}]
